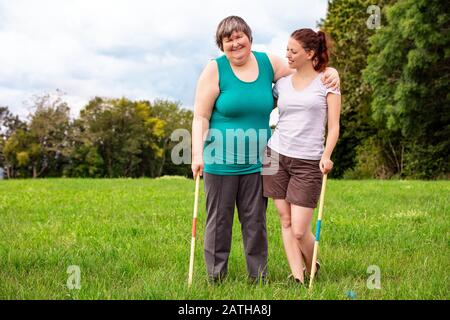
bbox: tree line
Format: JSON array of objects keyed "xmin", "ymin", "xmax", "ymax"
[{"xmin": 0, "ymin": 95, "xmax": 193, "ymax": 178}]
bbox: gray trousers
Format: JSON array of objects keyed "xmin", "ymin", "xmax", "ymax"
[{"xmin": 203, "ymin": 172, "xmax": 268, "ymax": 280}]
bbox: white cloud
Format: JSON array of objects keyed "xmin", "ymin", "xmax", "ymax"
[{"xmin": 0, "ymin": 0, "xmax": 328, "ymax": 118}]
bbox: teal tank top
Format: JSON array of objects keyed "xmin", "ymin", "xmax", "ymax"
[{"xmin": 203, "ymin": 51, "xmax": 274, "ymax": 175}]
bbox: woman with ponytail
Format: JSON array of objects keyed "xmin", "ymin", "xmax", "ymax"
[{"xmin": 262, "ymin": 29, "xmax": 341, "ymax": 284}]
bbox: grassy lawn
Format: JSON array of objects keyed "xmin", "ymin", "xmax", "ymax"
[{"xmin": 0, "ymin": 177, "xmax": 448, "ymax": 299}]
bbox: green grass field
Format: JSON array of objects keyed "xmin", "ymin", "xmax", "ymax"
[{"xmin": 0, "ymin": 177, "xmax": 448, "ymax": 300}]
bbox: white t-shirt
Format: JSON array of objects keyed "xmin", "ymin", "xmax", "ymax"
[{"xmin": 267, "ymin": 72, "xmax": 340, "ymax": 160}]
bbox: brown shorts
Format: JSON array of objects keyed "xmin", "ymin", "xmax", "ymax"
[{"xmin": 262, "ymin": 147, "xmax": 323, "ymax": 208}]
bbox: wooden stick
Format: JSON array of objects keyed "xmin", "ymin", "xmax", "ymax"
[
  {"xmin": 188, "ymin": 174, "xmax": 200, "ymax": 288},
  {"xmin": 309, "ymin": 174, "xmax": 328, "ymax": 289}
]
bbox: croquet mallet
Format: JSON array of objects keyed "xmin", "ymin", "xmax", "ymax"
[
  {"xmin": 188, "ymin": 173, "xmax": 200, "ymax": 287},
  {"xmin": 309, "ymin": 173, "xmax": 328, "ymax": 289}
]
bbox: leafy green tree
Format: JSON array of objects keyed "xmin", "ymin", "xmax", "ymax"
[
  {"xmin": 363, "ymin": 0, "xmax": 450, "ymax": 178},
  {"xmin": 77, "ymin": 97, "xmax": 165, "ymax": 177},
  {"xmin": 3, "ymin": 129, "xmax": 39, "ymax": 178},
  {"xmin": 149, "ymin": 99, "xmax": 193, "ymax": 177},
  {"xmin": 0, "ymin": 106, "xmax": 26, "ymax": 177},
  {"xmin": 2, "ymin": 93, "xmax": 71, "ymax": 178},
  {"xmin": 26, "ymin": 93, "xmax": 72, "ymax": 177},
  {"xmin": 320, "ymin": 0, "xmax": 396, "ymax": 178},
  {"xmin": 66, "ymin": 118, "xmax": 105, "ymax": 177}
]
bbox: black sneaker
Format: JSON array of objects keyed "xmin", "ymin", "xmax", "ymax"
[
  {"xmin": 315, "ymin": 261, "xmax": 321, "ymax": 278},
  {"xmin": 287, "ymin": 274, "xmax": 305, "ymax": 286},
  {"xmin": 304, "ymin": 261, "xmax": 321, "ymax": 282},
  {"xmin": 208, "ymin": 273, "xmax": 228, "ymax": 285},
  {"xmin": 248, "ymin": 275, "xmax": 268, "ymax": 285}
]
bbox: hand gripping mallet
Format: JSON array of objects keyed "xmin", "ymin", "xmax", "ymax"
[
  {"xmin": 188, "ymin": 173, "xmax": 200, "ymax": 288},
  {"xmin": 309, "ymin": 173, "xmax": 328, "ymax": 289}
]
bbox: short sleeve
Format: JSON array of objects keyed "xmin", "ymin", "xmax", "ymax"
[
  {"xmin": 318, "ymin": 71, "xmax": 341, "ymax": 96},
  {"xmin": 326, "ymin": 87, "xmax": 341, "ymax": 96},
  {"xmin": 273, "ymin": 82, "xmax": 279, "ymax": 99}
]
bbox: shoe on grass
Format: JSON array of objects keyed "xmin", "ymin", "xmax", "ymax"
[
  {"xmin": 248, "ymin": 274, "xmax": 268, "ymax": 285},
  {"xmin": 208, "ymin": 273, "xmax": 228, "ymax": 285},
  {"xmin": 287, "ymin": 274, "xmax": 305, "ymax": 286},
  {"xmin": 304, "ymin": 261, "xmax": 321, "ymax": 282}
]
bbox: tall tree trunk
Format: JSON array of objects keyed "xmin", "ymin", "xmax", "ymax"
[
  {"xmin": 36, "ymin": 164, "xmax": 47, "ymax": 178},
  {"xmin": 106, "ymin": 152, "xmax": 113, "ymax": 178},
  {"xmin": 157, "ymin": 139, "xmax": 169, "ymax": 177}
]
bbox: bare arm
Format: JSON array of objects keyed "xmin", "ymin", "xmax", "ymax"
[
  {"xmin": 191, "ymin": 60, "xmax": 219, "ymax": 177},
  {"xmin": 320, "ymin": 92, "xmax": 341, "ymax": 174},
  {"xmin": 268, "ymin": 53, "xmax": 294, "ymax": 82}
]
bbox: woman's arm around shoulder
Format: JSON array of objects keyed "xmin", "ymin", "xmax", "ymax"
[{"xmin": 267, "ymin": 53, "xmax": 294, "ymax": 82}]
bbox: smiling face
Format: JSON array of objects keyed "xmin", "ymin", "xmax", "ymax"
[
  {"xmin": 286, "ymin": 37, "xmax": 315, "ymax": 70},
  {"xmin": 222, "ymin": 31, "xmax": 252, "ymax": 66}
]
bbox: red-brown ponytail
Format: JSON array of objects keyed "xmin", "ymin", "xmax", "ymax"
[{"xmin": 291, "ymin": 28, "xmax": 330, "ymax": 72}]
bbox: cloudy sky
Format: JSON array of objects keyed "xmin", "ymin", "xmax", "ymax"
[{"xmin": 0, "ymin": 0, "xmax": 329, "ymax": 118}]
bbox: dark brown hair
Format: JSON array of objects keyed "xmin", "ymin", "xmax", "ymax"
[
  {"xmin": 291, "ymin": 28, "xmax": 330, "ymax": 72},
  {"xmin": 215, "ymin": 16, "xmax": 253, "ymax": 51}
]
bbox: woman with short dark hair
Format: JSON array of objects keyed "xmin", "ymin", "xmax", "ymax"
[{"xmin": 191, "ymin": 16, "xmax": 340, "ymax": 283}]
